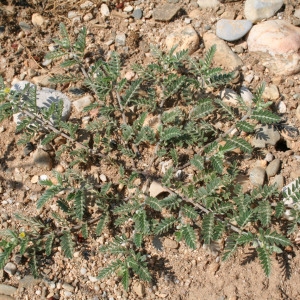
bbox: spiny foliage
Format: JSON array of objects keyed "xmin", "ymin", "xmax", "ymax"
[{"xmin": 0, "ymin": 23, "xmax": 297, "ymax": 289}]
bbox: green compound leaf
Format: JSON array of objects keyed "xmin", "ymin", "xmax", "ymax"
[
  {"xmin": 153, "ymin": 217, "xmax": 177, "ymax": 235},
  {"xmin": 145, "ymin": 197, "xmax": 163, "ymax": 212},
  {"xmin": 60, "ymin": 230, "xmax": 74, "ymax": 259},
  {"xmin": 202, "ymin": 212, "xmax": 215, "ymax": 245},
  {"xmin": 98, "ymin": 259, "xmax": 123, "ymax": 280},
  {"xmin": 257, "ymin": 246, "xmax": 271, "ymax": 277},
  {"xmin": 251, "ymin": 109, "xmax": 281, "ymax": 124},
  {"xmin": 45, "ymin": 233, "xmax": 55, "ymax": 256},
  {"xmin": 96, "ymin": 214, "xmax": 109, "ymax": 236},
  {"xmin": 74, "ymin": 190, "xmax": 86, "ymax": 220},
  {"xmin": 182, "ymin": 224, "xmax": 197, "ymax": 250}
]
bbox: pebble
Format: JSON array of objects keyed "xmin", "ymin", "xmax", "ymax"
[
  {"xmin": 163, "ymin": 238, "xmax": 179, "ymax": 249},
  {"xmin": 101, "ymin": 4, "xmax": 110, "ymax": 17},
  {"xmin": 68, "ymin": 11, "xmax": 80, "ymax": 19},
  {"xmin": 251, "ymin": 125, "xmax": 281, "ymax": 148},
  {"xmin": 296, "ymin": 105, "xmax": 300, "ymax": 121},
  {"xmin": 0, "ymin": 285, "xmax": 17, "ymax": 296},
  {"xmin": 216, "ymin": 19, "xmax": 252, "ymax": 42},
  {"xmin": 19, "ymin": 21, "xmax": 31, "ymax": 33},
  {"xmin": 220, "ymin": 88, "xmax": 239, "ymax": 106},
  {"xmin": 33, "ymin": 148, "xmax": 53, "ymax": 171},
  {"xmin": 240, "ymin": 86, "xmax": 253, "ymax": 105},
  {"xmin": 100, "ymin": 174, "xmax": 107, "ymax": 182},
  {"xmin": 115, "ymin": 33, "xmax": 126, "ymax": 46},
  {"xmin": 249, "ymin": 166, "xmax": 266, "ymax": 187},
  {"xmin": 64, "ymin": 291, "xmax": 73, "ymax": 297},
  {"xmin": 62, "ymin": 283, "xmax": 74, "ymax": 292},
  {"xmin": 132, "ymin": 282, "xmax": 145, "ymax": 297},
  {"xmin": 124, "ymin": 5, "xmax": 134, "ymax": 12},
  {"xmin": 262, "ymin": 84, "xmax": 279, "ymax": 100},
  {"xmin": 203, "ymin": 32, "xmax": 243, "ymax": 71},
  {"xmin": 80, "ymin": 268, "xmax": 87, "ymax": 275},
  {"xmin": 4, "ymin": 263, "xmax": 17, "ymax": 276},
  {"xmin": 132, "ymin": 9, "xmax": 143, "ymax": 20},
  {"xmin": 83, "ymin": 13, "xmax": 93, "ymax": 22},
  {"xmin": 89, "ymin": 276, "xmax": 99, "ymax": 283},
  {"xmin": 265, "ymin": 152, "xmax": 274, "ymax": 162},
  {"xmin": 153, "ymin": 4, "xmax": 181, "ymax": 21},
  {"xmin": 31, "ymin": 13, "xmax": 45, "ymax": 27},
  {"xmin": 244, "ymin": 0, "xmax": 283, "ymax": 23},
  {"xmin": 11, "ymin": 81, "xmax": 71, "ymax": 124},
  {"xmin": 247, "ymin": 20, "xmax": 300, "ymax": 75},
  {"xmin": 166, "ymin": 25, "xmax": 199, "ymax": 55},
  {"xmin": 80, "ymin": 1, "xmax": 94, "ymax": 9},
  {"xmin": 73, "ymin": 95, "xmax": 93, "ymax": 112},
  {"xmin": 197, "ymin": 0, "xmax": 220, "ymax": 8},
  {"xmin": 295, "ymin": 9, "xmax": 300, "ymax": 19},
  {"xmin": 31, "ymin": 175, "xmax": 39, "ymax": 184},
  {"xmin": 19, "ymin": 275, "xmax": 41, "ymax": 288},
  {"xmin": 277, "ymin": 101, "xmax": 287, "ymax": 114},
  {"xmin": 270, "ymin": 174, "xmax": 284, "ymax": 190},
  {"xmin": 266, "ymin": 158, "xmax": 281, "ymax": 177},
  {"xmin": 149, "ymin": 181, "xmax": 169, "ymax": 197}
]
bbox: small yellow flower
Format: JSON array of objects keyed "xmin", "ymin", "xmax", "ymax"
[
  {"xmin": 4, "ymin": 87, "xmax": 10, "ymax": 94},
  {"xmin": 19, "ymin": 232, "xmax": 26, "ymax": 238}
]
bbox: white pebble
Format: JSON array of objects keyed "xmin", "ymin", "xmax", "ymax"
[
  {"xmin": 124, "ymin": 5, "xmax": 133, "ymax": 12},
  {"xmin": 83, "ymin": 13, "xmax": 93, "ymax": 22},
  {"xmin": 80, "ymin": 268, "xmax": 87, "ymax": 275},
  {"xmin": 278, "ymin": 101, "xmax": 287, "ymax": 114},
  {"xmin": 35, "ymin": 290, "xmax": 41, "ymax": 295},
  {"xmin": 100, "ymin": 174, "xmax": 107, "ymax": 182},
  {"xmin": 265, "ymin": 152, "xmax": 274, "ymax": 162},
  {"xmin": 101, "ymin": 4, "xmax": 110, "ymax": 17},
  {"xmin": 40, "ymin": 174, "xmax": 48, "ymax": 181},
  {"xmin": 184, "ymin": 18, "xmax": 191, "ymax": 24},
  {"xmin": 68, "ymin": 11, "xmax": 80, "ymax": 19},
  {"xmin": 89, "ymin": 276, "xmax": 99, "ymax": 282}
]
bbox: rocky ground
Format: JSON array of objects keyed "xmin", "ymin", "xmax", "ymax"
[{"xmin": 1, "ymin": 0, "xmax": 300, "ymax": 299}]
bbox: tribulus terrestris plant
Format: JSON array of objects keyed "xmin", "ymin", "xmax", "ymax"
[{"xmin": 0, "ymin": 23, "xmax": 299, "ymax": 289}]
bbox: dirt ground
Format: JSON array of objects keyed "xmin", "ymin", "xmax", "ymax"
[{"xmin": 1, "ymin": 0, "xmax": 300, "ymax": 299}]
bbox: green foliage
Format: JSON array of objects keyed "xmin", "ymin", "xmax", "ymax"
[{"xmin": 0, "ymin": 23, "xmax": 296, "ymax": 291}]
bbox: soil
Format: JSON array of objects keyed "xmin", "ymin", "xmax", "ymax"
[{"xmin": 1, "ymin": 0, "xmax": 300, "ymax": 299}]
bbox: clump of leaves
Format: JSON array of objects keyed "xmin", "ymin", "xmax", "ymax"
[{"xmin": 0, "ymin": 23, "xmax": 296, "ymax": 288}]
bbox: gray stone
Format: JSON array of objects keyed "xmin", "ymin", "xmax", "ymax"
[
  {"xmin": 115, "ymin": 33, "xmax": 126, "ymax": 46},
  {"xmin": 240, "ymin": 86, "xmax": 253, "ymax": 106},
  {"xmin": 33, "ymin": 148, "xmax": 53, "ymax": 171},
  {"xmin": 216, "ymin": 19, "xmax": 252, "ymax": 42},
  {"xmin": 249, "ymin": 167, "xmax": 266, "ymax": 187},
  {"xmin": 0, "ymin": 26, "xmax": 5, "ymax": 33},
  {"xmin": 247, "ymin": 20, "xmax": 300, "ymax": 75},
  {"xmin": 266, "ymin": 158, "xmax": 281, "ymax": 177},
  {"xmin": 11, "ymin": 81, "xmax": 71, "ymax": 124},
  {"xmin": 270, "ymin": 174, "xmax": 284, "ymax": 190},
  {"xmin": 203, "ymin": 32, "xmax": 243, "ymax": 70},
  {"xmin": 197, "ymin": 0, "xmax": 220, "ymax": 8},
  {"xmin": 19, "ymin": 275, "xmax": 41, "ymax": 289},
  {"xmin": 4, "ymin": 263, "xmax": 16, "ymax": 276},
  {"xmin": 168, "ymin": 0, "xmax": 180, "ymax": 3},
  {"xmin": 19, "ymin": 21, "xmax": 31, "ymax": 32},
  {"xmin": 73, "ymin": 95, "xmax": 93, "ymax": 112},
  {"xmin": 166, "ymin": 25, "xmax": 200, "ymax": 55},
  {"xmin": 153, "ymin": 4, "xmax": 181, "ymax": 21},
  {"xmin": 244, "ymin": 0, "xmax": 283, "ymax": 23},
  {"xmin": 132, "ymin": 9, "xmax": 143, "ymax": 20},
  {"xmin": 0, "ymin": 285, "xmax": 17, "ymax": 296},
  {"xmin": 220, "ymin": 88, "xmax": 239, "ymax": 106},
  {"xmin": 251, "ymin": 125, "xmax": 281, "ymax": 148}
]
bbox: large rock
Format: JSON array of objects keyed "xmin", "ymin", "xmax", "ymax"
[
  {"xmin": 244, "ymin": 0, "xmax": 283, "ymax": 23},
  {"xmin": 166, "ymin": 25, "xmax": 200, "ymax": 55},
  {"xmin": 247, "ymin": 20, "xmax": 300, "ymax": 75},
  {"xmin": 203, "ymin": 32, "xmax": 243, "ymax": 70},
  {"xmin": 216, "ymin": 19, "xmax": 252, "ymax": 42},
  {"xmin": 11, "ymin": 81, "xmax": 71, "ymax": 124}
]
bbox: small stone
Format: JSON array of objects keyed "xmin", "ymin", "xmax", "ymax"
[
  {"xmin": 64, "ymin": 291, "xmax": 73, "ymax": 297},
  {"xmin": 132, "ymin": 9, "xmax": 143, "ymax": 20},
  {"xmin": 197, "ymin": 0, "xmax": 220, "ymax": 8},
  {"xmin": 240, "ymin": 86, "xmax": 253, "ymax": 106},
  {"xmin": 244, "ymin": 73, "xmax": 254, "ymax": 83},
  {"xmin": 89, "ymin": 276, "xmax": 99, "ymax": 283},
  {"xmin": 4, "ymin": 263, "xmax": 17, "ymax": 276},
  {"xmin": 252, "ymin": 125, "xmax": 281, "ymax": 148},
  {"xmin": 163, "ymin": 238, "xmax": 179, "ymax": 249},
  {"xmin": 80, "ymin": 1, "xmax": 94, "ymax": 9},
  {"xmin": 249, "ymin": 166, "xmax": 266, "ymax": 187},
  {"xmin": 125, "ymin": 71, "xmax": 135, "ymax": 81},
  {"xmin": 124, "ymin": 5, "xmax": 134, "ymax": 12},
  {"xmin": 101, "ymin": 4, "xmax": 110, "ymax": 17},
  {"xmin": 55, "ymin": 165, "xmax": 65, "ymax": 173},
  {"xmin": 166, "ymin": 25, "xmax": 200, "ymax": 55},
  {"xmin": 80, "ymin": 268, "xmax": 87, "ymax": 275},
  {"xmin": 153, "ymin": 4, "xmax": 181, "ymax": 21},
  {"xmin": 31, "ymin": 175, "xmax": 39, "ymax": 184},
  {"xmin": 263, "ymin": 84, "xmax": 279, "ymax": 100},
  {"xmin": 99, "ymin": 174, "xmax": 107, "ymax": 182},
  {"xmin": 132, "ymin": 282, "xmax": 145, "ymax": 297},
  {"xmin": 149, "ymin": 181, "xmax": 169, "ymax": 197},
  {"xmin": 83, "ymin": 13, "xmax": 93, "ymax": 22},
  {"xmin": 62, "ymin": 283, "xmax": 74, "ymax": 293},
  {"xmin": 73, "ymin": 95, "xmax": 93, "ymax": 112},
  {"xmin": 265, "ymin": 152, "xmax": 274, "ymax": 162},
  {"xmin": 266, "ymin": 158, "xmax": 281, "ymax": 177},
  {"xmin": 33, "ymin": 148, "xmax": 53, "ymax": 170},
  {"xmin": 68, "ymin": 11, "xmax": 80, "ymax": 19},
  {"xmin": 296, "ymin": 105, "xmax": 300, "ymax": 121},
  {"xmin": 19, "ymin": 275, "xmax": 41, "ymax": 288},
  {"xmin": 244, "ymin": 0, "xmax": 283, "ymax": 23},
  {"xmin": 295, "ymin": 9, "xmax": 300, "ymax": 19},
  {"xmin": 270, "ymin": 174, "xmax": 284, "ymax": 190},
  {"xmin": 278, "ymin": 101, "xmax": 286, "ymax": 114},
  {"xmin": 168, "ymin": 0, "xmax": 179, "ymax": 3},
  {"xmin": 23, "ymin": 142, "xmax": 34, "ymax": 156},
  {"xmin": 0, "ymin": 284, "xmax": 17, "ymax": 296},
  {"xmin": 220, "ymin": 88, "xmax": 239, "ymax": 106},
  {"xmin": 19, "ymin": 21, "xmax": 31, "ymax": 33},
  {"xmin": 115, "ymin": 33, "xmax": 126, "ymax": 46},
  {"xmin": 216, "ymin": 19, "xmax": 252, "ymax": 42},
  {"xmin": 31, "ymin": 13, "xmax": 45, "ymax": 27},
  {"xmin": 40, "ymin": 174, "xmax": 48, "ymax": 181}
]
